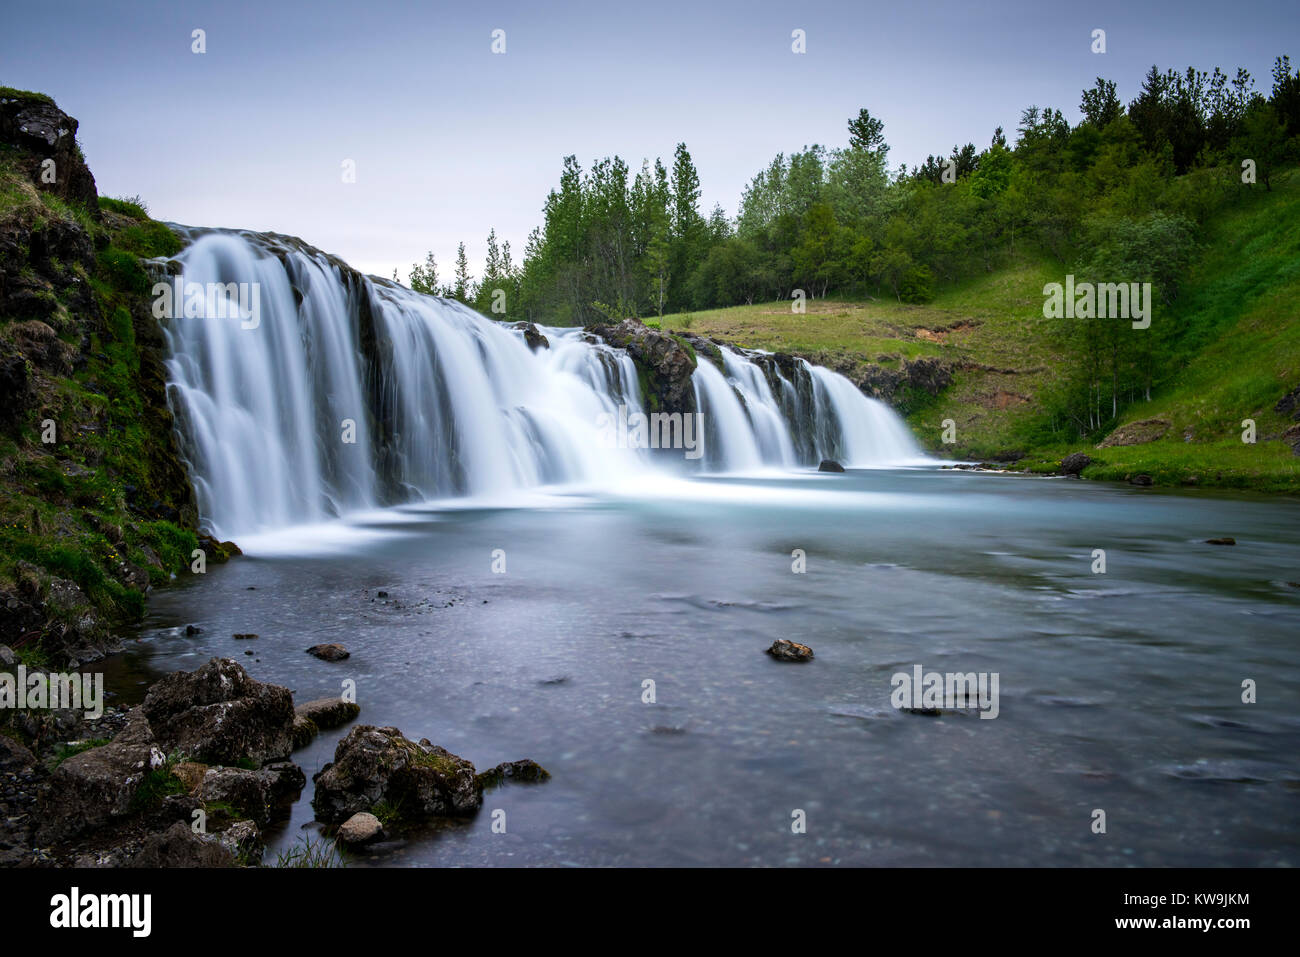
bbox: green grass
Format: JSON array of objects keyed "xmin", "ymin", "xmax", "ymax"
[{"xmin": 275, "ymin": 834, "xmax": 347, "ymax": 868}]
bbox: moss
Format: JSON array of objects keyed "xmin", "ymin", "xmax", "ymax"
[{"xmin": 0, "ymin": 87, "xmax": 56, "ymax": 106}]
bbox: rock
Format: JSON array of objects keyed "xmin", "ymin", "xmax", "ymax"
[
  {"xmin": 130, "ymin": 820, "xmax": 236, "ymax": 868},
  {"xmin": 312, "ymin": 725, "xmax": 482, "ymax": 824},
  {"xmin": 337, "ymin": 811, "xmax": 384, "ymax": 845},
  {"xmin": 171, "ymin": 761, "xmax": 209, "ymax": 794},
  {"xmin": 185, "ymin": 624, "xmax": 202, "ymax": 636},
  {"xmin": 0, "ymin": 644, "xmax": 16, "ymax": 668},
  {"xmin": 306, "ymin": 643, "xmax": 350, "ymax": 662},
  {"xmin": 256, "ymin": 760, "xmax": 306, "ymax": 804},
  {"xmin": 818, "ymin": 460, "xmax": 845, "ymax": 472},
  {"xmin": 295, "ymin": 697, "xmax": 361, "ymax": 731},
  {"xmin": 198, "ymin": 767, "xmax": 271, "ymax": 825},
  {"xmin": 0, "ymin": 90, "xmax": 99, "ymax": 210},
  {"xmin": 141, "ymin": 658, "xmax": 295, "ymax": 766},
  {"xmin": 1060, "ymin": 452, "xmax": 1092, "ymax": 475},
  {"xmin": 217, "ymin": 819, "xmax": 264, "ymax": 863},
  {"xmin": 0, "ymin": 733, "xmax": 36, "ymax": 771},
  {"xmin": 1205, "ymin": 537, "xmax": 1237, "ymax": 546},
  {"xmin": 1129, "ymin": 474, "xmax": 1154, "ymax": 487},
  {"xmin": 509, "ymin": 322, "xmax": 550, "ymax": 352},
  {"xmin": 232, "ymin": 633, "xmax": 258, "ymax": 640},
  {"xmin": 36, "ymin": 739, "xmax": 166, "ymax": 842},
  {"xmin": 765, "ymin": 639, "xmax": 814, "ymax": 662},
  {"xmin": 587, "ymin": 318, "xmax": 698, "ymax": 414},
  {"xmin": 476, "ymin": 759, "xmax": 551, "ymax": 790},
  {"xmin": 292, "ymin": 714, "xmax": 318, "ymax": 749},
  {"xmin": 1275, "ymin": 384, "xmax": 1300, "ymax": 420}
]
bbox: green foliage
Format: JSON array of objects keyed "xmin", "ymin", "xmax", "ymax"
[
  {"xmin": 97, "ymin": 195, "xmax": 149, "ymax": 219},
  {"xmin": 276, "ymin": 835, "xmax": 346, "ymax": 869},
  {"xmin": 99, "ymin": 247, "xmax": 149, "ymax": 294}
]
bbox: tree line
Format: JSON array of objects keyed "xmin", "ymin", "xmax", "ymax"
[{"xmin": 402, "ymin": 55, "xmax": 1300, "ymax": 439}]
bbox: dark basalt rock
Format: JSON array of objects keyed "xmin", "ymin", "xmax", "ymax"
[
  {"xmin": 306, "ymin": 643, "xmax": 350, "ymax": 662},
  {"xmin": 476, "ymin": 759, "xmax": 551, "ymax": 790},
  {"xmin": 818, "ymin": 459, "xmax": 845, "ymax": 472},
  {"xmin": 1129, "ymin": 474, "xmax": 1154, "ymax": 487},
  {"xmin": 1205, "ymin": 537, "xmax": 1237, "ymax": 546},
  {"xmin": 1060, "ymin": 452, "xmax": 1091, "ymax": 475},
  {"xmin": 130, "ymin": 820, "xmax": 236, "ymax": 868},
  {"xmin": 312, "ymin": 725, "xmax": 482, "ymax": 824},
  {"xmin": 0, "ymin": 91, "xmax": 99, "ymax": 211},
  {"xmin": 141, "ymin": 658, "xmax": 295, "ymax": 766},
  {"xmin": 509, "ymin": 321, "xmax": 550, "ymax": 351},
  {"xmin": 587, "ymin": 318, "xmax": 698, "ymax": 414},
  {"xmin": 295, "ymin": 697, "xmax": 361, "ymax": 730},
  {"xmin": 36, "ymin": 738, "xmax": 165, "ymax": 843},
  {"xmin": 766, "ymin": 639, "xmax": 814, "ymax": 662}
]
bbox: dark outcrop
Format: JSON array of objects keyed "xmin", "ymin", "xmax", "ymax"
[
  {"xmin": 587, "ymin": 318, "xmax": 698, "ymax": 414},
  {"xmin": 312, "ymin": 725, "xmax": 483, "ymax": 824},
  {"xmin": 0, "ymin": 90, "xmax": 98, "ymax": 211},
  {"xmin": 141, "ymin": 658, "xmax": 295, "ymax": 765}
]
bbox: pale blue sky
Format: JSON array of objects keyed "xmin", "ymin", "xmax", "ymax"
[{"xmin": 2, "ymin": 0, "xmax": 1293, "ymax": 279}]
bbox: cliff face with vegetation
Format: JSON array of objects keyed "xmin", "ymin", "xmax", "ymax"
[{"xmin": 0, "ymin": 89, "xmax": 220, "ymax": 671}]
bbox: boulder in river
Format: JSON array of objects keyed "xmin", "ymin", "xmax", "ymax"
[
  {"xmin": 141, "ymin": 657, "xmax": 295, "ymax": 766},
  {"xmin": 1129, "ymin": 473, "xmax": 1154, "ymax": 487},
  {"xmin": 818, "ymin": 460, "xmax": 846, "ymax": 472},
  {"xmin": 338, "ymin": 811, "xmax": 384, "ymax": 845},
  {"xmin": 1205, "ymin": 537, "xmax": 1237, "ymax": 546},
  {"xmin": 766, "ymin": 639, "xmax": 814, "ymax": 662},
  {"xmin": 476, "ymin": 759, "xmax": 551, "ymax": 789},
  {"xmin": 306, "ymin": 643, "xmax": 350, "ymax": 662},
  {"xmin": 312, "ymin": 725, "xmax": 483, "ymax": 824}
]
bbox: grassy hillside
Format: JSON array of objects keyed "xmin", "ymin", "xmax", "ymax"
[{"xmin": 655, "ymin": 171, "xmax": 1300, "ymax": 491}]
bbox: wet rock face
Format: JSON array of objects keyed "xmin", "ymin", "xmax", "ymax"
[
  {"xmin": 0, "ymin": 92, "xmax": 98, "ymax": 211},
  {"xmin": 141, "ymin": 658, "xmax": 295, "ymax": 766},
  {"xmin": 509, "ymin": 321, "xmax": 550, "ymax": 351},
  {"xmin": 312, "ymin": 725, "xmax": 483, "ymax": 824},
  {"xmin": 588, "ymin": 318, "xmax": 698, "ymax": 414}
]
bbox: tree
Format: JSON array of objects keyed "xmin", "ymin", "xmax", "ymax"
[
  {"xmin": 409, "ymin": 251, "xmax": 440, "ymax": 295},
  {"xmin": 452, "ymin": 242, "xmax": 472, "ymax": 302},
  {"xmin": 1081, "ymin": 78, "xmax": 1122, "ymax": 128},
  {"xmin": 847, "ymin": 108, "xmax": 887, "ymax": 153}
]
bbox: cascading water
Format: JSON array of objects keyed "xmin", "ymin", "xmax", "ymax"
[{"xmin": 158, "ymin": 228, "xmax": 925, "ymax": 539}]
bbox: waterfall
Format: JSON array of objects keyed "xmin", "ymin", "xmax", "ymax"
[
  {"xmin": 158, "ymin": 228, "xmax": 925, "ymax": 539},
  {"xmin": 692, "ymin": 345, "xmax": 925, "ymax": 471}
]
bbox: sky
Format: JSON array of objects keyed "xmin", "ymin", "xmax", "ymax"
[{"xmin": 2, "ymin": 0, "xmax": 1294, "ymax": 280}]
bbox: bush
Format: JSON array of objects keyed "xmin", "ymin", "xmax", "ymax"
[{"xmin": 899, "ymin": 265, "xmax": 935, "ymax": 303}]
